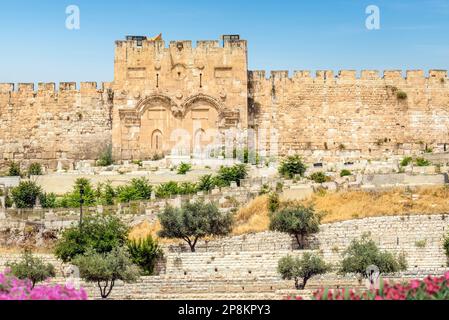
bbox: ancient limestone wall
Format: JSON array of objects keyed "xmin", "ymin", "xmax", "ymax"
[
  {"xmin": 249, "ymin": 70, "xmax": 449, "ymax": 162},
  {"xmin": 0, "ymin": 82, "xmax": 113, "ymax": 170}
]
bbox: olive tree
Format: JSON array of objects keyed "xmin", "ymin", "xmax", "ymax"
[
  {"xmin": 158, "ymin": 200, "xmax": 234, "ymax": 252},
  {"xmin": 8, "ymin": 250, "xmax": 56, "ymax": 288},
  {"xmin": 278, "ymin": 253, "xmax": 330, "ymax": 290},
  {"xmin": 269, "ymin": 205, "xmax": 321, "ymax": 249},
  {"xmin": 72, "ymin": 246, "xmax": 139, "ymax": 299}
]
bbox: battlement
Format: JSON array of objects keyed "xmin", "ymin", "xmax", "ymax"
[
  {"xmin": 248, "ymin": 69, "xmax": 448, "ymax": 83},
  {"xmin": 0, "ymin": 82, "xmax": 112, "ymax": 94},
  {"xmin": 115, "ymin": 37, "xmax": 247, "ymax": 51}
]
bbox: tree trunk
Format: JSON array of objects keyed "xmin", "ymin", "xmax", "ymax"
[{"xmin": 295, "ymin": 234, "xmax": 305, "ymax": 249}]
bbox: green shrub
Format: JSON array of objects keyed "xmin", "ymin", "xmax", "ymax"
[
  {"xmin": 415, "ymin": 157, "xmax": 431, "ymax": 167},
  {"xmin": 268, "ymin": 192, "xmax": 280, "ymax": 214},
  {"xmin": 396, "ymin": 91, "xmax": 408, "ymax": 100},
  {"xmin": 444, "ymin": 235, "xmax": 449, "ymax": 260},
  {"xmin": 279, "ymin": 155, "xmax": 307, "ymax": 179},
  {"xmin": 217, "ymin": 164, "xmax": 248, "ymax": 186},
  {"xmin": 28, "ymin": 163, "xmax": 43, "ymax": 176},
  {"xmin": 11, "ymin": 181, "xmax": 43, "ymax": 208},
  {"xmin": 155, "ymin": 181, "xmax": 180, "ymax": 198},
  {"xmin": 39, "ymin": 192, "xmax": 57, "ymax": 209},
  {"xmin": 177, "ymin": 162, "xmax": 192, "ymax": 175},
  {"xmin": 8, "ymin": 250, "xmax": 56, "ymax": 288},
  {"xmin": 198, "ymin": 174, "xmax": 216, "ymax": 192},
  {"xmin": 100, "ymin": 182, "xmax": 116, "ymax": 205},
  {"xmin": 339, "ymin": 234, "xmax": 407, "ymax": 278},
  {"xmin": 64, "ymin": 178, "xmax": 97, "ymax": 208},
  {"xmin": 72, "ymin": 246, "xmax": 139, "ymax": 299},
  {"xmin": 269, "ymin": 205, "xmax": 321, "ymax": 249},
  {"xmin": 278, "ymin": 253, "xmax": 330, "ymax": 289},
  {"xmin": 8, "ymin": 162, "xmax": 21, "ymax": 177},
  {"xmin": 127, "ymin": 235, "xmax": 163, "ymax": 275},
  {"xmin": 400, "ymin": 157, "xmax": 413, "ymax": 167},
  {"xmin": 158, "ymin": 200, "xmax": 234, "ymax": 252},
  {"xmin": 178, "ymin": 182, "xmax": 198, "ymax": 195},
  {"xmin": 97, "ymin": 144, "xmax": 113, "ymax": 167},
  {"xmin": 309, "ymin": 172, "xmax": 330, "ymax": 183},
  {"xmin": 54, "ymin": 214, "xmax": 129, "ymax": 263},
  {"xmin": 340, "ymin": 169, "xmax": 352, "ymax": 177}
]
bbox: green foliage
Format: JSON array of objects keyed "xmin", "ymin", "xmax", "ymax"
[
  {"xmin": 339, "ymin": 234, "xmax": 407, "ymax": 278},
  {"xmin": 100, "ymin": 182, "xmax": 116, "ymax": 206},
  {"xmin": 340, "ymin": 169, "xmax": 352, "ymax": 177},
  {"xmin": 118, "ymin": 178, "xmax": 152, "ymax": 202},
  {"xmin": 97, "ymin": 144, "xmax": 113, "ymax": 167},
  {"xmin": 39, "ymin": 192, "xmax": 57, "ymax": 209},
  {"xmin": 11, "ymin": 181, "xmax": 43, "ymax": 209},
  {"xmin": 309, "ymin": 172, "xmax": 330, "ymax": 183},
  {"xmin": 198, "ymin": 174, "xmax": 216, "ymax": 192},
  {"xmin": 396, "ymin": 91, "xmax": 408, "ymax": 100},
  {"xmin": 400, "ymin": 157, "xmax": 413, "ymax": 167},
  {"xmin": 177, "ymin": 182, "xmax": 198, "ymax": 195},
  {"xmin": 155, "ymin": 181, "xmax": 180, "ymax": 198},
  {"xmin": 28, "ymin": 163, "xmax": 43, "ymax": 176},
  {"xmin": 54, "ymin": 214, "xmax": 129, "ymax": 263},
  {"xmin": 217, "ymin": 164, "xmax": 248, "ymax": 186},
  {"xmin": 8, "ymin": 250, "xmax": 56, "ymax": 288},
  {"xmin": 72, "ymin": 246, "xmax": 139, "ymax": 299},
  {"xmin": 444, "ymin": 235, "xmax": 449, "ymax": 260},
  {"xmin": 8, "ymin": 162, "xmax": 21, "ymax": 177},
  {"xmin": 177, "ymin": 162, "xmax": 192, "ymax": 175},
  {"xmin": 278, "ymin": 253, "xmax": 330, "ymax": 289},
  {"xmin": 268, "ymin": 192, "xmax": 280, "ymax": 214},
  {"xmin": 279, "ymin": 155, "xmax": 307, "ymax": 179},
  {"xmin": 127, "ymin": 235, "xmax": 163, "ymax": 275},
  {"xmin": 415, "ymin": 157, "xmax": 431, "ymax": 167},
  {"xmin": 158, "ymin": 200, "xmax": 234, "ymax": 252},
  {"xmin": 269, "ymin": 204, "xmax": 321, "ymax": 249},
  {"xmin": 64, "ymin": 178, "xmax": 97, "ymax": 208}
]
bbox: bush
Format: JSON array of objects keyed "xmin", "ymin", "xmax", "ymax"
[
  {"xmin": 62, "ymin": 178, "xmax": 97, "ymax": 208},
  {"xmin": 100, "ymin": 182, "xmax": 116, "ymax": 206},
  {"xmin": 0, "ymin": 271, "xmax": 87, "ymax": 300},
  {"xmin": 198, "ymin": 174, "xmax": 216, "ymax": 192},
  {"xmin": 127, "ymin": 235, "xmax": 163, "ymax": 275},
  {"xmin": 217, "ymin": 164, "xmax": 248, "ymax": 186},
  {"xmin": 400, "ymin": 157, "xmax": 413, "ymax": 167},
  {"xmin": 54, "ymin": 214, "xmax": 129, "ymax": 263},
  {"xmin": 396, "ymin": 91, "xmax": 408, "ymax": 100},
  {"xmin": 339, "ymin": 234, "xmax": 407, "ymax": 278},
  {"xmin": 279, "ymin": 155, "xmax": 307, "ymax": 179},
  {"xmin": 340, "ymin": 169, "xmax": 352, "ymax": 177},
  {"xmin": 309, "ymin": 172, "xmax": 330, "ymax": 183},
  {"xmin": 8, "ymin": 250, "xmax": 56, "ymax": 288},
  {"xmin": 28, "ymin": 163, "xmax": 43, "ymax": 176},
  {"xmin": 444, "ymin": 235, "xmax": 449, "ymax": 260},
  {"xmin": 39, "ymin": 192, "xmax": 57, "ymax": 209},
  {"xmin": 415, "ymin": 157, "xmax": 431, "ymax": 167},
  {"xmin": 158, "ymin": 200, "xmax": 234, "ymax": 252},
  {"xmin": 11, "ymin": 181, "xmax": 43, "ymax": 208},
  {"xmin": 97, "ymin": 144, "xmax": 113, "ymax": 167},
  {"xmin": 177, "ymin": 162, "xmax": 192, "ymax": 175},
  {"xmin": 178, "ymin": 182, "xmax": 198, "ymax": 195},
  {"xmin": 269, "ymin": 205, "xmax": 321, "ymax": 249},
  {"xmin": 8, "ymin": 162, "xmax": 21, "ymax": 177},
  {"xmin": 155, "ymin": 181, "xmax": 180, "ymax": 198},
  {"xmin": 72, "ymin": 246, "xmax": 139, "ymax": 299},
  {"xmin": 268, "ymin": 192, "xmax": 280, "ymax": 213},
  {"xmin": 310, "ymin": 272, "xmax": 449, "ymax": 300},
  {"xmin": 278, "ymin": 253, "xmax": 330, "ymax": 289}
]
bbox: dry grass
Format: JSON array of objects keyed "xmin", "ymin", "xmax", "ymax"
[
  {"xmin": 231, "ymin": 186, "xmax": 449, "ymax": 233},
  {"xmin": 232, "ymin": 195, "xmax": 271, "ymax": 235}
]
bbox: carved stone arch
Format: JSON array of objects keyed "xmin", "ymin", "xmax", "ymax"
[
  {"xmin": 181, "ymin": 94, "xmax": 225, "ymax": 117},
  {"xmin": 136, "ymin": 94, "xmax": 184, "ymax": 118}
]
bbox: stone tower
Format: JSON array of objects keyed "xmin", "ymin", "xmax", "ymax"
[{"xmin": 111, "ymin": 36, "xmax": 248, "ymax": 160}]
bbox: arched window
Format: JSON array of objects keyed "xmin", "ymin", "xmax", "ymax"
[{"xmin": 151, "ymin": 130, "xmax": 163, "ymax": 150}]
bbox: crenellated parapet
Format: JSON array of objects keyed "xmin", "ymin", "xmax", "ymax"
[{"xmin": 248, "ymin": 69, "xmax": 448, "ymax": 84}]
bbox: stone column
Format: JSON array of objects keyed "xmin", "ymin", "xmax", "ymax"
[{"xmin": 0, "ymin": 196, "xmax": 6, "ymax": 219}]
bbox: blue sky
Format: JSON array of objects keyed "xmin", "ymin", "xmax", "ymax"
[{"xmin": 0, "ymin": 0, "xmax": 448, "ymax": 83}]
